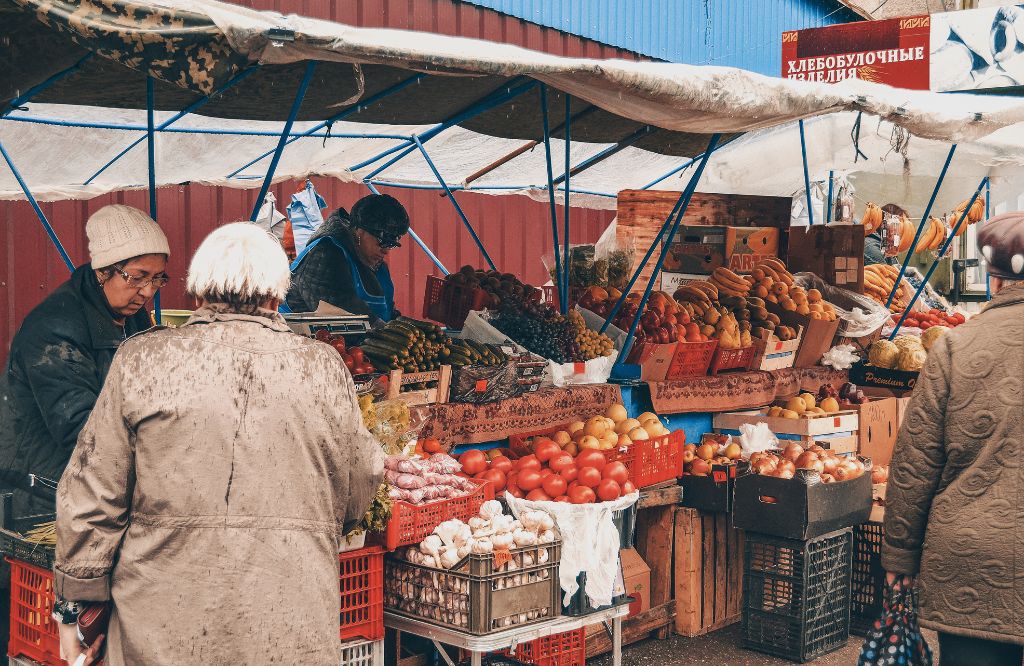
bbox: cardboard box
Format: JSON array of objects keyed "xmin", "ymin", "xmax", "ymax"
[
  {"xmin": 896, "ymin": 397, "xmax": 911, "ymax": 428},
  {"xmin": 786, "ymin": 225, "xmax": 865, "ymax": 293},
  {"xmin": 753, "ymin": 327, "xmax": 803, "ymax": 371},
  {"xmin": 771, "ymin": 308, "xmax": 841, "ymax": 368},
  {"xmin": 663, "ymin": 226, "xmax": 780, "ymax": 276},
  {"xmin": 857, "ymin": 397, "xmax": 898, "ymax": 466},
  {"xmin": 626, "ymin": 341, "xmax": 678, "ymax": 382},
  {"xmin": 733, "ymin": 466, "xmax": 873, "ymax": 540},
  {"xmin": 584, "ymin": 549, "xmax": 648, "ymax": 634}
]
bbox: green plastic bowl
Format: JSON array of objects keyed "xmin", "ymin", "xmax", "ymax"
[{"xmin": 154, "ymin": 309, "xmax": 194, "ymax": 327}]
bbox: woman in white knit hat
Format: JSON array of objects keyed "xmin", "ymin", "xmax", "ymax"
[{"xmin": 0, "ymin": 204, "xmax": 169, "ymax": 513}]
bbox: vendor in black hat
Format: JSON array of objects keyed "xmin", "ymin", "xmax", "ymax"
[{"xmin": 285, "ymin": 193, "xmax": 409, "ymax": 322}]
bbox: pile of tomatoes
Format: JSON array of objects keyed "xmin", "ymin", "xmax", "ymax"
[
  {"xmin": 891, "ymin": 309, "xmax": 966, "ymax": 330},
  {"xmin": 314, "ymin": 330, "xmax": 376, "ymax": 374},
  {"xmin": 457, "ymin": 445, "xmax": 635, "ymax": 504}
]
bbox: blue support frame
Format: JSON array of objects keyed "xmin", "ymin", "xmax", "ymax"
[
  {"xmin": 227, "ymin": 73, "xmax": 426, "ymax": 179},
  {"xmin": 551, "ymin": 125, "xmax": 654, "ymax": 188},
  {"xmin": 616, "ymin": 134, "xmax": 722, "ymax": 363},
  {"xmin": 413, "ymin": 137, "xmax": 496, "ymax": 271},
  {"xmin": 2, "ymin": 53, "xmax": 94, "ymax": 117},
  {"xmin": 365, "ymin": 182, "xmax": 449, "ymax": 275},
  {"xmin": 985, "ymin": 178, "xmax": 992, "ymax": 300},
  {"xmin": 886, "ymin": 144, "xmax": 958, "ymax": 308},
  {"xmin": 146, "ymin": 77, "xmax": 163, "ymax": 324},
  {"xmin": 826, "ymin": 170, "xmax": 834, "ymax": 225},
  {"xmin": 0, "ymin": 139, "xmax": 74, "ymax": 272},
  {"xmin": 890, "ymin": 177, "xmax": 988, "ymax": 338},
  {"xmin": 539, "ymin": 85, "xmax": 564, "ymax": 310},
  {"xmin": 86, "ymin": 65, "xmax": 261, "ymax": 185},
  {"xmin": 249, "ymin": 61, "xmax": 317, "ymax": 221},
  {"xmin": 561, "ymin": 95, "xmax": 571, "ymax": 315},
  {"xmin": 799, "ymin": 119, "xmax": 814, "ymax": 226}
]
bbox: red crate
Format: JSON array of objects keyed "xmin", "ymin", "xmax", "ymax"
[
  {"xmin": 422, "ymin": 276, "xmax": 490, "ymax": 330},
  {"xmin": 666, "ymin": 339, "xmax": 718, "ymax": 380},
  {"xmin": 381, "ymin": 478, "xmax": 494, "ymax": 551},
  {"xmin": 339, "ymin": 547, "xmax": 385, "ymax": 642},
  {"xmin": 7, "ymin": 558, "xmax": 61, "ymax": 666},
  {"xmin": 616, "ymin": 430, "xmax": 685, "ymax": 488},
  {"xmin": 708, "ymin": 345, "xmax": 757, "ymax": 376},
  {"xmin": 508, "ymin": 424, "xmax": 569, "ymax": 457},
  {"xmin": 502, "ymin": 628, "xmax": 585, "ymax": 666}
]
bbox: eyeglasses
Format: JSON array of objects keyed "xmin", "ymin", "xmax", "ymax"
[{"xmin": 116, "ymin": 268, "xmax": 170, "ymax": 290}]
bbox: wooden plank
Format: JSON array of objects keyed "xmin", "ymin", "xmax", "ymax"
[
  {"xmin": 728, "ymin": 522, "xmax": 744, "ymax": 620},
  {"xmin": 673, "ymin": 507, "xmax": 702, "ymax": 636},
  {"xmin": 700, "ymin": 512, "xmax": 715, "ymax": 630},
  {"xmin": 635, "ymin": 505, "xmax": 675, "ymax": 606},
  {"xmin": 713, "ymin": 513, "xmax": 728, "ymax": 626},
  {"xmin": 639, "ymin": 482, "xmax": 683, "ymax": 509},
  {"xmin": 586, "ymin": 601, "xmax": 675, "ymax": 658}
]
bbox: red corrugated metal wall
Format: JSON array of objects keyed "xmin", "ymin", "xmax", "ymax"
[{"xmin": 1, "ymin": 0, "xmax": 633, "ymax": 359}]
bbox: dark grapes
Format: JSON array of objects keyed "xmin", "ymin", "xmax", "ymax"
[{"xmin": 492, "ymin": 302, "xmax": 584, "ymax": 363}]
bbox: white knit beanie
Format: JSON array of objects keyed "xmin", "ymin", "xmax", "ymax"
[{"xmin": 86, "ymin": 205, "xmax": 170, "ymax": 269}]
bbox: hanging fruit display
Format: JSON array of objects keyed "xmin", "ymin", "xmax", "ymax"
[{"xmin": 861, "ymin": 203, "xmax": 884, "ymax": 236}]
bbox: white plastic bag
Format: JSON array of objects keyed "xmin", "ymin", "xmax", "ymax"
[
  {"xmin": 738, "ymin": 423, "xmax": 779, "ymax": 459},
  {"xmin": 791, "ymin": 273, "xmax": 891, "ymax": 338},
  {"xmin": 821, "ymin": 344, "xmax": 860, "ymax": 370},
  {"xmin": 506, "ymin": 492, "xmax": 639, "ymax": 608},
  {"xmin": 251, "ymin": 192, "xmax": 287, "ymax": 241}
]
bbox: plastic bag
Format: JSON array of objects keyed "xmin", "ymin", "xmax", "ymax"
[
  {"xmin": 449, "ymin": 363, "xmax": 523, "ymax": 404},
  {"xmin": 542, "ymin": 225, "xmax": 635, "ymax": 290},
  {"xmin": 506, "ymin": 491, "xmax": 638, "ymax": 609},
  {"xmin": 858, "ymin": 578, "xmax": 933, "ymax": 666},
  {"xmin": 821, "ymin": 344, "xmax": 860, "ymax": 371},
  {"xmin": 791, "ymin": 181, "xmax": 826, "ymax": 227},
  {"xmin": 792, "ymin": 273, "xmax": 891, "ymax": 338},
  {"xmin": 252, "ymin": 191, "xmax": 288, "ymax": 241},
  {"xmin": 363, "ymin": 396, "xmax": 430, "ymax": 455},
  {"xmin": 287, "ymin": 179, "xmax": 328, "ymax": 255},
  {"xmin": 831, "ymin": 175, "xmax": 856, "ymax": 224},
  {"xmin": 737, "ymin": 423, "xmax": 779, "ymax": 458}
]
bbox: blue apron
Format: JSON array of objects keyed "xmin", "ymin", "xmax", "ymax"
[{"xmin": 281, "ymin": 235, "xmax": 395, "ymax": 321}]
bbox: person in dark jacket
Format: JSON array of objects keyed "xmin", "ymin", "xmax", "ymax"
[
  {"xmin": 285, "ymin": 194, "xmax": 409, "ymax": 322},
  {"xmin": 0, "ymin": 205, "xmax": 169, "ymax": 512},
  {"xmin": 864, "ymin": 203, "xmax": 905, "ymax": 266}
]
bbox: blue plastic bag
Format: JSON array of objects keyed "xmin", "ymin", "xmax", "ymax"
[{"xmin": 287, "ymin": 179, "xmax": 327, "ymax": 255}]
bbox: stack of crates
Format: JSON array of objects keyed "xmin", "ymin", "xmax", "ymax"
[
  {"xmin": 340, "ymin": 546, "xmax": 385, "ymax": 666},
  {"xmin": 850, "ymin": 522, "xmax": 885, "ymax": 636},
  {"xmin": 741, "ymin": 528, "xmax": 853, "ymax": 663}
]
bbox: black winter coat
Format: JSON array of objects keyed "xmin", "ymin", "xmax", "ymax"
[{"xmin": 0, "ymin": 265, "xmax": 151, "ymax": 513}]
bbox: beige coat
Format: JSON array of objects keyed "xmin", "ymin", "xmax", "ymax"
[
  {"xmin": 882, "ymin": 284, "xmax": 1024, "ymax": 643},
  {"xmin": 54, "ymin": 305, "xmax": 384, "ymax": 665}
]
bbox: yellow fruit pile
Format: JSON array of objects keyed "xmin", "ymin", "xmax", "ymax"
[
  {"xmin": 568, "ymin": 310, "xmax": 615, "ymax": 360},
  {"xmin": 749, "ymin": 259, "xmax": 837, "ymax": 321},
  {"xmin": 864, "ymin": 264, "xmax": 910, "ymax": 313},
  {"xmin": 766, "ymin": 392, "xmax": 841, "ymax": 419},
  {"xmin": 709, "ymin": 266, "xmax": 753, "ymax": 298}
]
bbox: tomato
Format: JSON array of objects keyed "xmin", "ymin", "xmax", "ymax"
[
  {"xmin": 553, "ymin": 495, "xmax": 570, "ymax": 503},
  {"xmin": 490, "ymin": 456, "xmax": 513, "ymax": 474},
  {"xmin": 350, "ymin": 347, "xmax": 364, "ymax": 364},
  {"xmin": 542, "ymin": 474, "xmax": 567, "ymax": 497},
  {"xmin": 559, "ymin": 466, "xmax": 579, "ymax": 484},
  {"xmin": 422, "ymin": 438, "xmax": 443, "ymax": 454},
  {"xmin": 526, "ymin": 489, "xmax": 552, "ymax": 502},
  {"xmin": 548, "ymin": 453, "xmax": 574, "ymax": 473},
  {"xmin": 621, "ymin": 480, "xmax": 637, "ymax": 495},
  {"xmin": 539, "ymin": 468, "xmax": 554, "ymax": 479},
  {"xmin": 603, "ymin": 461, "xmax": 630, "ymax": 485},
  {"xmin": 315, "ymin": 329, "xmax": 332, "ymax": 342},
  {"xmin": 577, "ymin": 467, "xmax": 602, "ymax": 489},
  {"xmin": 516, "ymin": 455, "xmax": 542, "ymax": 471},
  {"xmin": 481, "ymin": 469, "xmax": 507, "ymax": 492},
  {"xmin": 356, "ymin": 363, "xmax": 375, "ymax": 375},
  {"xmin": 517, "ymin": 469, "xmax": 543, "ymax": 492},
  {"xmin": 596, "ymin": 479, "xmax": 621, "ymax": 502},
  {"xmin": 568, "ymin": 486, "xmax": 596, "ymax": 504},
  {"xmin": 534, "ymin": 440, "xmax": 561, "ymax": 463},
  {"xmin": 919, "ymin": 322, "xmax": 932, "ymax": 330},
  {"xmin": 459, "ymin": 450, "xmax": 488, "ymax": 475},
  {"xmin": 575, "ymin": 450, "xmax": 607, "ymax": 472},
  {"xmin": 507, "ymin": 486, "xmax": 525, "ymax": 499},
  {"xmin": 331, "ymin": 339, "xmax": 347, "ymax": 354}
]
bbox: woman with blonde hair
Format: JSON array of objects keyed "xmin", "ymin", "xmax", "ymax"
[{"xmin": 53, "ymin": 223, "xmax": 384, "ymax": 665}]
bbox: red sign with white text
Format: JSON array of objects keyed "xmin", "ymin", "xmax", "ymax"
[{"xmin": 782, "ymin": 15, "xmax": 931, "ymax": 89}]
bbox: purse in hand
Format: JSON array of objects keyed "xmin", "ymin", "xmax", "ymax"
[
  {"xmin": 76, "ymin": 602, "xmax": 111, "ymax": 652},
  {"xmin": 858, "ymin": 578, "xmax": 933, "ymax": 666}
]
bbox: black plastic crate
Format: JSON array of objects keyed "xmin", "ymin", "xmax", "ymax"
[
  {"xmin": 0, "ymin": 494, "xmax": 55, "ymax": 570},
  {"xmin": 742, "ymin": 528, "xmax": 853, "ymax": 663},
  {"xmin": 850, "ymin": 521, "xmax": 885, "ymax": 636}
]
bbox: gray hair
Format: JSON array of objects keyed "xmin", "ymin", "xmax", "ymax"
[{"xmin": 187, "ymin": 223, "xmax": 290, "ymax": 310}]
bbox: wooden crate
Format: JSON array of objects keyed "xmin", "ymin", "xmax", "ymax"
[
  {"xmin": 386, "ymin": 366, "xmax": 451, "ymax": 406},
  {"xmin": 673, "ymin": 507, "xmax": 745, "ymax": 637}
]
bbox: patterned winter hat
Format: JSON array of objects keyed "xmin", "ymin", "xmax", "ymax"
[
  {"xmin": 86, "ymin": 205, "xmax": 170, "ymax": 269},
  {"xmin": 977, "ymin": 212, "xmax": 1024, "ymax": 280}
]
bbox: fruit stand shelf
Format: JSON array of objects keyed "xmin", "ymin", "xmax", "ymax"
[
  {"xmin": 639, "ymin": 481, "xmax": 683, "ymax": 509},
  {"xmin": 385, "ymin": 604, "xmax": 630, "ymax": 666}
]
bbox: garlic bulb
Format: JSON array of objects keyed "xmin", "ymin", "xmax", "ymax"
[
  {"xmin": 520, "ymin": 511, "xmax": 543, "ymax": 532},
  {"xmin": 522, "ymin": 552, "xmax": 535, "ymax": 567},
  {"xmin": 539, "ymin": 529, "xmax": 556, "ymax": 544},
  {"xmin": 513, "ymin": 528, "xmax": 538, "ymax": 547},
  {"xmin": 457, "ymin": 543, "xmax": 472, "ymax": 559},
  {"xmin": 420, "ymin": 534, "xmax": 443, "ymax": 556},
  {"xmin": 468, "ymin": 516, "xmax": 489, "ymax": 532},
  {"xmin": 537, "ymin": 548, "xmax": 550, "ymax": 564},
  {"xmin": 434, "ymin": 519, "xmax": 463, "ymax": 547},
  {"xmin": 453, "ymin": 523, "xmax": 472, "ymax": 547},
  {"xmin": 491, "ymin": 514, "xmax": 514, "ymax": 534},
  {"xmin": 472, "ymin": 538, "xmax": 493, "ymax": 555},
  {"xmin": 491, "ymin": 532, "xmax": 514, "ymax": 550},
  {"xmin": 479, "ymin": 500, "xmax": 503, "ymax": 520},
  {"xmin": 538, "ymin": 513, "xmax": 555, "ymax": 532},
  {"xmin": 439, "ymin": 547, "xmax": 461, "ymax": 569}
]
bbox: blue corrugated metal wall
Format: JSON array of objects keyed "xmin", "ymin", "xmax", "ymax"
[{"xmin": 459, "ymin": 0, "xmax": 861, "ymax": 74}]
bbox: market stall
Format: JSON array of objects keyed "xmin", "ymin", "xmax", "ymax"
[{"xmin": 0, "ymin": 0, "xmax": 1017, "ymax": 664}]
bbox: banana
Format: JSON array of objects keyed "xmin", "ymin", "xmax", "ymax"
[
  {"xmin": 712, "ymin": 267, "xmax": 752, "ymax": 292},
  {"xmin": 762, "ymin": 258, "xmax": 789, "ymax": 274},
  {"xmin": 689, "ymin": 281, "xmax": 719, "ymax": 300},
  {"xmin": 758, "ymin": 264, "xmax": 782, "ymax": 283}
]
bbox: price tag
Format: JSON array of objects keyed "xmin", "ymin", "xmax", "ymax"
[
  {"xmin": 475, "ymin": 379, "xmax": 489, "ymax": 393},
  {"xmin": 712, "ymin": 470, "xmax": 727, "ymax": 483},
  {"xmin": 774, "ymin": 341, "xmax": 783, "ymax": 351},
  {"xmin": 573, "ymin": 362, "xmax": 586, "ymax": 375},
  {"xmin": 834, "ymin": 417, "xmax": 842, "ymax": 427}
]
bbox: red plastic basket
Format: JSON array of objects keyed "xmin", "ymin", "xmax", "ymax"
[
  {"xmin": 7, "ymin": 557, "xmax": 61, "ymax": 666},
  {"xmin": 422, "ymin": 275, "xmax": 490, "ymax": 330},
  {"xmin": 707, "ymin": 345, "xmax": 757, "ymax": 375},
  {"xmin": 339, "ymin": 547, "xmax": 385, "ymax": 642},
  {"xmin": 381, "ymin": 478, "xmax": 494, "ymax": 551},
  {"xmin": 508, "ymin": 424, "xmax": 569, "ymax": 457},
  {"xmin": 502, "ymin": 628, "xmax": 585, "ymax": 666},
  {"xmin": 665, "ymin": 339, "xmax": 718, "ymax": 380},
  {"xmin": 615, "ymin": 430, "xmax": 685, "ymax": 488}
]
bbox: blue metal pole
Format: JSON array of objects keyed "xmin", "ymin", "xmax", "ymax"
[
  {"xmin": 348, "ymin": 140, "xmax": 416, "ymax": 173},
  {"xmin": 886, "ymin": 144, "xmax": 958, "ymax": 308},
  {"xmin": 353, "ymin": 79, "xmax": 537, "ymax": 178},
  {"xmin": 3, "ymin": 53, "xmax": 94, "ymax": 116},
  {"xmin": 0, "ymin": 139, "xmax": 74, "ymax": 272},
  {"xmin": 250, "ymin": 61, "xmax": 317, "ymax": 221},
  {"xmin": 227, "ymin": 73, "xmax": 425, "ymax": 178},
  {"xmin": 640, "ymin": 155, "xmax": 698, "ymax": 190},
  {"xmin": 799, "ymin": 120, "xmax": 814, "ymax": 226},
  {"xmin": 985, "ymin": 178, "xmax": 992, "ymax": 300},
  {"xmin": 413, "ymin": 137, "xmax": 496, "ymax": 271},
  {"xmin": 551, "ymin": 125, "xmax": 654, "ymax": 187},
  {"xmin": 539, "ymin": 85, "xmax": 564, "ymax": 311},
  {"xmin": 890, "ymin": 177, "xmax": 987, "ymax": 339},
  {"xmin": 826, "ymin": 170, "xmax": 834, "ymax": 225},
  {"xmin": 599, "ymin": 195, "xmax": 686, "ymax": 334},
  {"xmin": 146, "ymin": 77, "xmax": 162, "ymax": 325},
  {"xmin": 561, "ymin": 94, "xmax": 571, "ymax": 315},
  {"xmin": 617, "ymin": 134, "xmax": 722, "ymax": 362},
  {"xmin": 365, "ymin": 182, "xmax": 448, "ymax": 275},
  {"xmin": 85, "ymin": 65, "xmax": 261, "ymax": 185}
]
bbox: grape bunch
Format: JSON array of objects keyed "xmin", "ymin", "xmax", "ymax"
[{"xmin": 492, "ymin": 305, "xmax": 581, "ymax": 363}]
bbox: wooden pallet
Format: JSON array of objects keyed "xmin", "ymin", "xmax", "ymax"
[
  {"xmin": 673, "ymin": 507, "xmax": 744, "ymax": 637},
  {"xmin": 585, "ymin": 601, "xmax": 675, "ymax": 658}
]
